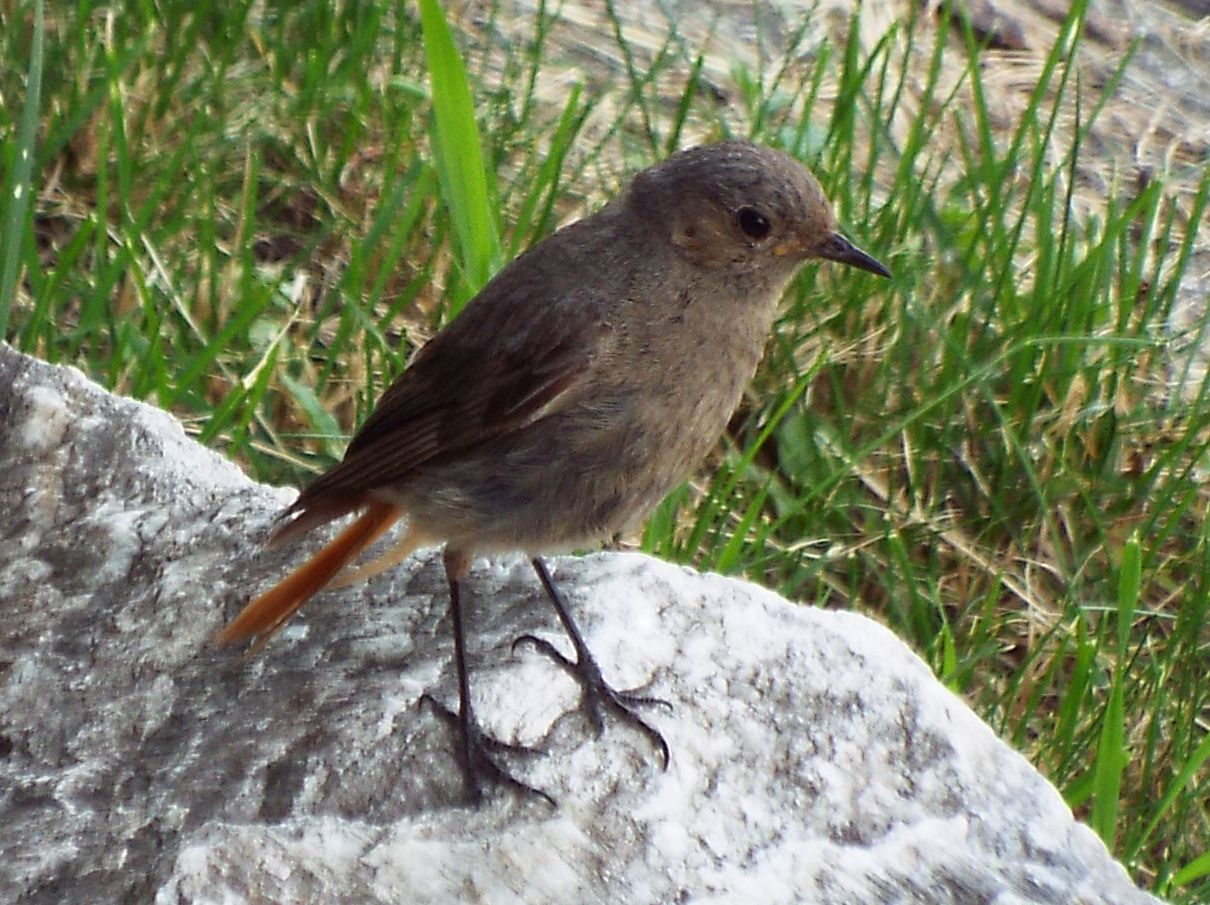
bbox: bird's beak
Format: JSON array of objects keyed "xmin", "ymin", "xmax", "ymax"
[{"xmin": 812, "ymin": 232, "xmax": 892, "ymax": 278}]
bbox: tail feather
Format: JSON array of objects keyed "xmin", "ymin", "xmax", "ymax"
[
  {"xmin": 266, "ymin": 497, "xmax": 363, "ymax": 548},
  {"xmin": 217, "ymin": 501, "xmax": 401, "ymax": 648},
  {"xmin": 326, "ymin": 523, "xmax": 430, "ymax": 589}
]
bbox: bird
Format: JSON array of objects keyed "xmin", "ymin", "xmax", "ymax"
[{"xmin": 216, "ymin": 139, "xmax": 891, "ymax": 802}]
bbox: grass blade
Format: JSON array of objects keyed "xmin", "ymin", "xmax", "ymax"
[
  {"xmin": 0, "ymin": 0, "xmax": 44, "ymax": 340},
  {"xmin": 418, "ymin": 0, "xmax": 500, "ymax": 310}
]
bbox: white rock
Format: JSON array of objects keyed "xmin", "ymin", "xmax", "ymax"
[{"xmin": 0, "ymin": 343, "xmax": 1161, "ymax": 905}]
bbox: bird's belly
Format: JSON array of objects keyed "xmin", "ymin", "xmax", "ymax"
[{"xmin": 391, "ymin": 375, "xmax": 745, "ymax": 555}]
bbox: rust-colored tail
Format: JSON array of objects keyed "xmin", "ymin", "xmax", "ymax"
[{"xmin": 217, "ymin": 501, "xmax": 401, "ymax": 648}]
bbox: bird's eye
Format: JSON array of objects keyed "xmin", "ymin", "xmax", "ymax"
[{"xmin": 736, "ymin": 206, "xmax": 772, "ymax": 240}]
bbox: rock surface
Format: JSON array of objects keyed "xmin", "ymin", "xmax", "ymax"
[{"xmin": 0, "ymin": 342, "xmax": 1162, "ymax": 905}]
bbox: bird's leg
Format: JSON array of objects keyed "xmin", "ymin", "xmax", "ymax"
[
  {"xmin": 516, "ymin": 556, "xmax": 671, "ymax": 768},
  {"xmin": 423, "ymin": 548, "xmax": 553, "ymax": 805}
]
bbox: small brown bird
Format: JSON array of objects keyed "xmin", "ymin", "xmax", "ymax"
[{"xmin": 218, "ymin": 139, "xmax": 890, "ymax": 800}]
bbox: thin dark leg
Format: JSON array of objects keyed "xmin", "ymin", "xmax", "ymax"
[
  {"xmin": 423, "ymin": 550, "xmax": 553, "ymax": 805},
  {"xmin": 448, "ymin": 572, "xmax": 481, "ymax": 787},
  {"xmin": 518, "ymin": 556, "xmax": 671, "ymax": 768}
]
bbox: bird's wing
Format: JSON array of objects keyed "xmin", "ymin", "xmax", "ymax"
[{"xmin": 283, "ymin": 277, "xmax": 612, "ymax": 521}]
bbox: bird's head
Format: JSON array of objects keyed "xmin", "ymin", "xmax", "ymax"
[{"xmin": 626, "ymin": 140, "xmax": 890, "ymax": 281}]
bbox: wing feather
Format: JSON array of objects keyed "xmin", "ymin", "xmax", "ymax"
[{"xmin": 281, "ymin": 257, "xmax": 612, "ymax": 527}]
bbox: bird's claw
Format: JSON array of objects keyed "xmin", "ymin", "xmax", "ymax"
[
  {"xmin": 419, "ymin": 693, "xmax": 555, "ymax": 806},
  {"xmin": 512, "ymin": 634, "xmax": 672, "ymax": 769}
]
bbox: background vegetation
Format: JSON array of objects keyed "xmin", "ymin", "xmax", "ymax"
[{"xmin": 1, "ymin": 0, "xmax": 1206, "ymax": 898}]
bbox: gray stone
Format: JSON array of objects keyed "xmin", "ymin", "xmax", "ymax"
[{"xmin": 0, "ymin": 343, "xmax": 1162, "ymax": 905}]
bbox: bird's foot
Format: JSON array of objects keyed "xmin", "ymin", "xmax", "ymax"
[
  {"xmin": 512, "ymin": 634, "xmax": 672, "ymax": 769},
  {"xmin": 420, "ymin": 694, "xmax": 555, "ymax": 806}
]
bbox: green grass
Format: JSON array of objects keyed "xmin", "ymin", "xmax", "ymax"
[{"xmin": 2, "ymin": 0, "xmax": 1208, "ymax": 898}]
